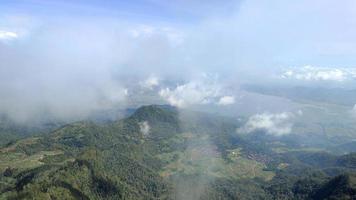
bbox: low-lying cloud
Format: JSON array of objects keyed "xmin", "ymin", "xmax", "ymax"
[
  {"xmin": 0, "ymin": 18, "xmax": 189, "ymax": 123},
  {"xmin": 239, "ymin": 112, "xmax": 295, "ymax": 136},
  {"xmin": 159, "ymin": 75, "xmax": 234, "ymax": 107},
  {"xmin": 2, "ymin": 0, "xmax": 356, "ymax": 124},
  {"xmin": 139, "ymin": 121, "xmax": 150, "ymax": 137}
]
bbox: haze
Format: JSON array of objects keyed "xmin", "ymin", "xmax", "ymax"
[{"xmin": 1, "ymin": 0, "xmax": 356, "ymax": 122}]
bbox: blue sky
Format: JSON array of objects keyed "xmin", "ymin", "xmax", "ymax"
[{"xmin": 0, "ymin": 0, "xmax": 240, "ymax": 24}]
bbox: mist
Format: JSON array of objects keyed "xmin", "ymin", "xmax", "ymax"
[
  {"xmin": 1, "ymin": 0, "xmax": 356, "ymax": 123},
  {"xmin": 2, "ymin": 1, "xmax": 356, "ymax": 200}
]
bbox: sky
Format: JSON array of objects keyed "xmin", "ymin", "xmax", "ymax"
[
  {"xmin": 1, "ymin": 0, "xmax": 356, "ymax": 122},
  {"xmin": 2, "ymin": 0, "xmax": 356, "ymax": 67}
]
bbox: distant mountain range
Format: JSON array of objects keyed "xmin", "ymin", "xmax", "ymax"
[{"xmin": 243, "ymin": 85, "xmax": 356, "ymax": 107}]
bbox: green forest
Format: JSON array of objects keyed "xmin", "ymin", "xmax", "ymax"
[{"xmin": 1, "ymin": 105, "xmax": 355, "ymax": 199}]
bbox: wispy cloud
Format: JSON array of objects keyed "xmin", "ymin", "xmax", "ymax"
[
  {"xmin": 217, "ymin": 95, "xmax": 235, "ymax": 105},
  {"xmin": 129, "ymin": 25, "xmax": 184, "ymax": 47},
  {"xmin": 140, "ymin": 74, "xmax": 160, "ymax": 89},
  {"xmin": 281, "ymin": 66, "xmax": 356, "ymax": 82},
  {"xmin": 0, "ymin": 30, "xmax": 18, "ymax": 40}
]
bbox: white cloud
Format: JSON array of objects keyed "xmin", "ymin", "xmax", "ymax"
[
  {"xmin": 281, "ymin": 65, "xmax": 356, "ymax": 82},
  {"xmin": 0, "ymin": 30, "xmax": 18, "ymax": 40},
  {"xmin": 129, "ymin": 25, "xmax": 184, "ymax": 46},
  {"xmin": 141, "ymin": 75, "xmax": 160, "ymax": 89},
  {"xmin": 239, "ymin": 112, "xmax": 294, "ymax": 136},
  {"xmin": 159, "ymin": 75, "xmax": 236, "ymax": 108},
  {"xmin": 159, "ymin": 75, "xmax": 222, "ymax": 107},
  {"xmin": 139, "ymin": 121, "xmax": 150, "ymax": 137},
  {"xmin": 217, "ymin": 95, "xmax": 235, "ymax": 105}
]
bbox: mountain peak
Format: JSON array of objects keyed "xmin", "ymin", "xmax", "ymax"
[{"xmin": 130, "ymin": 105, "xmax": 178, "ymax": 124}]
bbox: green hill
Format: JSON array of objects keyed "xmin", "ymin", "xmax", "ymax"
[{"xmin": 1, "ymin": 105, "xmax": 356, "ymax": 199}]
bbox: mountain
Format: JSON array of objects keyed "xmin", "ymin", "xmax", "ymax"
[
  {"xmin": 0, "ymin": 106, "xmax": 172, "ymax": 199},
  {"xmin": 1, "ymin": 105, "xmax": 356, "ymax": 199},
  {"xmin": 0, "ymin": 115, "xmax": 64, "ymax": 148},
  {"xmin": 313, "ymin": 173, "xmax": 356, "ymax": 199}
]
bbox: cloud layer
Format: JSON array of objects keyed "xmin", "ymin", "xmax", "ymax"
[{"xmin": 1, "ymin": 0, "xmax": 356, "ymax": 123}]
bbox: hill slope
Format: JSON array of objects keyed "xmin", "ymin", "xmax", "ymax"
[{"xmin": 1, "ymin": 105, "xmax": 356, "ymax": 199}]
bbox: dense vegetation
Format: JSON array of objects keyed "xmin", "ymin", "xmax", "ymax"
[{"xmin": 1, "ymin": 105, "xmax": 356, "ymax": 199}]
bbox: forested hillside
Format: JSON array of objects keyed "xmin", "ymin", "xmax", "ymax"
[{"xmin": 1, "ymin": 105, "xmax": 356, "ymax": 199}]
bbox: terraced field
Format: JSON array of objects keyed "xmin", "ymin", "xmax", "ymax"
[
  {"xmin": 158, "ymin": 133, "xmax": 274, "ymax": 181},
  {"xmin": 0, "ymin": 150, "xmax": 64, "ymax": 171}
]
